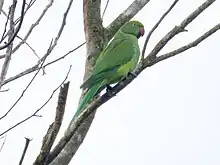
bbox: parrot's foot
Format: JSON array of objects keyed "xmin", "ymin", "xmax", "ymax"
[
  {"xmin": 128, "ymin": 71, "xmax": 137, "ymax": 78},
  {"xmin": 106, "ymin": 85, "xmax": 116, "ymax": 97},
  {"xmin": 106, "ymin": 84, "xmax": 113, "ymax": 92}
]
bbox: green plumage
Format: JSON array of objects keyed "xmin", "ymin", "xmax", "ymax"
[{"xmin": 73, "ymin": 20, "xmax": 145, "ymax": 120}]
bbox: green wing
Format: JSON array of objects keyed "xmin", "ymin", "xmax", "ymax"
[{"xmin": 81, "ymin": 38, "xmax": 137, "ymax": 89}]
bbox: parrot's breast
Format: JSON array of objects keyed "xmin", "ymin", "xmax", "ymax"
[{"xmin": 109, "ymin": 43, "xmax": 140, "ymax": 84}]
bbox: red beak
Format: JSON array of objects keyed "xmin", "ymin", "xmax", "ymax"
[{"xmin": 140, "ymin": 27, "xmax": 145, "ymax": 36}]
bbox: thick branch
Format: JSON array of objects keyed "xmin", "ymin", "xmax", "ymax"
[
  {"xmin": 0, "ymin": 0, "xmax": 16, "ymax": 89},
  {"xmin": 47, "ymin": 1, "xmax": 104, "ymax": 165},
  {"xmin": 0, "ymin": 66, "xmax": 71, "ymax": 136},
  {"xmin": 105, "ymin": 0, "xmax": 150, "ymax": 41},
  {"xmin": 34, "ymin": 82, "xmax": 69, "ymax": 165}
]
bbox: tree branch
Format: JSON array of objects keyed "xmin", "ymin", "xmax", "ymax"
[
  {"xmin": 0, "ymin": 66, "xmax": 71, "ymax": 136},
  {"xmin": 0, "ymin": 0, "xmax": 25, "ymax": 50},
  {"xmin": 141, "ymin": 0, "xmax": 179, "ymax": 60},
  {"xmin": 1, "ymin": 0, "xmax": 74, "ymax": 86},
  {"xmin": 105, "ymin": 0, "xmax": 150, "ymax": 41},
  {"xmin": 0, "ymin": 40, "xmax": 53, "ymax": 120},
  {"xmin": 0, "ymin": 135, "xmax": 6, "ymax": 154},
  {"xmin": 0, "ymin": 0, "xmax": 16, "ymax": 89},
  {"xmin": 12, "ymin": 0, "xmax": 54, "ymax": 54},
  {"xmin": 47, "ymin": 0, "xmax": 104, "ymax": 165},
  {"xmin": 101, "ymin": 0, "xmax": 109, "ymax": 20},
  {"xmin": 153, "ymin": 22, "xmax": 220, "ymax": 64},
  {"xmin": 0, "ymin": 0, "xmax": 4, "ymax": 15},
  {"xmin": 33, "ymin": 82, "xmax": 70, "ymax": 165},
  {"xmin": 146, "ymin": 0, "xmax": 216, "ymax": 61},
  {"xmin": 18, "ymin": 137, "xmax": 31, "ymax": 165},
  {"xmin": 2, "ymin": 42, "xmax": 84, "ymax": 86}
]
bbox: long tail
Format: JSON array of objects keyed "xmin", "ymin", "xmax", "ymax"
[{"xmin": 72, "ymin": 81, "xmax": 105, "ymax": 121}]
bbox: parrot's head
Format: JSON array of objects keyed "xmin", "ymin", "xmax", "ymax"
[{"xmin": 121, "ymin": 20, "xmax": 145, "ymax": 39}]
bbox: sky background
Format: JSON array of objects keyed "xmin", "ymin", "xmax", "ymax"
[{"xmin": 0, "ymin": 0, "xmax": 220, "ymax": 165}]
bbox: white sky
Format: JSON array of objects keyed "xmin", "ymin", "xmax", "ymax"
[{"xmin": 0, "ymin": 0, "xmax": 220, "ymax": 165}]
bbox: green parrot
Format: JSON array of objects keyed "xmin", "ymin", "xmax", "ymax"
[{"xmin": 73, "ymin": 20, "xmax": 145, "ymax": 120}]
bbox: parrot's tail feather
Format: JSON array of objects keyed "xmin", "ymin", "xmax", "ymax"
[{"xmin": 72, "ymin": 80, "xmax": 105, "ymax": 121}]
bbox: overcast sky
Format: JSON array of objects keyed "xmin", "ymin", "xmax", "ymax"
[{"xmin": 0, "ymin": 0, "xmax": 220, "ymax": 165}]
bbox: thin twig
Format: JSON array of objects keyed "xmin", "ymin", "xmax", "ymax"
[
  {"xmin": 16, "ymin": 35, "xmax": 40, "ymax": 60},
  {"xmin": 0, "ymin": 40, "xmax": 53, "ymax": 120},
  {"xmin": 0, "ymin": 0, "xmax": 26, "ymax": 50},
  {"xmin": 18, "ymin": 137, "xmax": 31, "ymax": 165},
  {"xmin": 12, "ymin": 0, "xmax": 54, "ymax": 54},
  {"xmin": 0, "ymin": 88, "xmax": 9, "ymax": 92},
  {"xmin": 145, "ymin": 0, "xmax": 216, "ymax": 60},
  {"xmin": 101, "ymin": 0, "xmax": 109, "ymax": 20},
  {"xmin": 1, "ymin": 0, "xmax": 74, "ymax": 86},
  {"xmin": 0, "ymin": 0, "xmax": 37, "ymax": 42},
  {"xmin": 44, "ymin": 42, "xmax": 85, "ymax": 67},
  {"xmin": 141, "ymin": 0, "xmax": 179, "ymax": 60},
  {"xmin": 0, "ymin": 7, "xmax": 11, "ymax": 43},
  {"xmin": 0, "ymin": 66, "xmax": 72, "ymax": 136},
  {"xmin": 14, "ymin": 0, "xmax": 36, "ymax": 25},
  {"xmin": 2, "ymin": 41, "xmax": 84, "ymax": 86},
  {"xmin": 0, "ymin": 135, "xmax": 7, "ymax": 153}
]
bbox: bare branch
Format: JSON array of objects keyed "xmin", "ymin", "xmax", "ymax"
[
  {"xmin": 0, "ymin": 0, "xmax": 16, "ymax": 89},
  {"xmin": 0, "ymin": 0, "xmax": 25, "ymax": 50},
  {"xmin": 0, "ymin": 0, "xmax": 37, "ymax": 43},
  {"xmin": 12, "ymin": 0, "xmax": 54, "ymax": 54},
  {"xmin": 14, "ymin": 0, "xmax": 37, "ymax": 25},
  {"xmin": 0, "ymin": 88, "xmax": 9, "ymax": 92},
  {"xmin": 141, "ymin": 0, "xmax": 179, "ymax": 60},
  {"xmin": 153, "ymin": 22, "xmax": 220, "ymax": 64},
  {"xmin": 0, "ymin": 135, "xmax": 6, "ymax": 153},
  {"xmin": 18, "ymin": 137, "xmax": 31, "ymax": 165},
  {"xmin": 33, "ymin": 82, "xmax": 69, "ymax": 165},
  {"xmin": 2, "ymin": 42, "xmax": 84, "ymax": 86},
  {"xmin": 0, "ymin": 40, "xmax": 53, "ymax": 120},
  {"xmin": 0, "ymin": 0, "xmax": 4, "ymax": 15},
  {"xmin": 101, "ymin": 0, "xmax": 109, "ymax": 20},
  {"xmin": 0, "ymin": 66, "xmax": 72, "ymax": 136},
  {"xmin": 16, "ymin": 35, "xmax": 40, "ymax": 60},
  {"xmin": 0, "ymin": 7, "xmax": 10, "ymax": 43},
  {"xmin": 43, "ymin": 42, "xmax": 85, "ymax": 68},
  {"xmin": 2, "ymin": 0, "xmax": 75, "ymax": 86},
  {"xmin": 105, "ymin": 0, "xmax": 150, "ymax": 41},
  {"xmin": 146, "ymin": 0, "xmax": 216, "ymax": 60}
]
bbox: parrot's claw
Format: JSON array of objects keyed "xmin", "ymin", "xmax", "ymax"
[
  {"xmin": 106, "ymin": 85, "xmax": 116, "ymax": 97},
  {"xmin": 128, "ymin": 71, "xmax": 137, "ymax": 78},
  {"xmin": 106, "ymin": 84, "xmax": 113, "ymax": 92}
]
